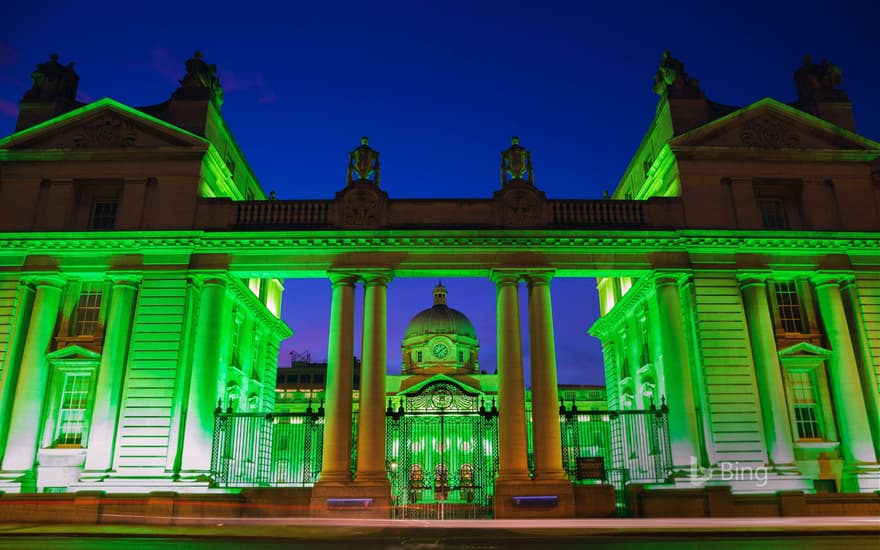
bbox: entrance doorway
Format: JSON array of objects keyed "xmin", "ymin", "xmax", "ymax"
[{"xmin": 386, "ymin": 380, "xmax": 498, "ymax": 519}]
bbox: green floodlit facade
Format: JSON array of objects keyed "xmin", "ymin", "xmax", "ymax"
[{"xmin": 0, "ymin": 52, "xmax": 878, "ymax": 517}]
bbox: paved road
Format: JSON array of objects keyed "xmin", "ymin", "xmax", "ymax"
[{"xmin": 0, "ymin": 517, "xmax": 876, "ymax": 549}]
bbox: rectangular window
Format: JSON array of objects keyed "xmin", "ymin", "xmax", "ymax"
[
  {"xmin": 90, "ymin": 198, "xmax": 119, "ymax": 230},
  {"xmin": 789, "ymin": 371, "xmax": 821, "ymax": 440},
  {"xmin": 775, "ymin": 281, "xmax": 806, "ymax": 333},
  {"xmin": 758, "ymin": 198, "xmax": 787, "ymax": 229},
  {"xmin": 74, "ymin": 283, "xmax": 102, "ymax": 336},
  {"xmin": 458, "ymin": 351, "xmax": 464, "ymax": 363},
  {"xmin": 54, "ymin": 372, "xmax": 91, "ymax": 446}
]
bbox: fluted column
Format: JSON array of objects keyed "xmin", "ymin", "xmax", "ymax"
[
  {"xmin": 2, "ymin": 276, "xmax": 65, "ymax": 472},
  {"xmin": 812, "ymin": 277, "xmax": 877, "ymax": 463},
  {"xmin": 492, "ymin": 271, "xmax": 530, "ymax": 482},
  {"xmin": 527, "ymin": 272, "xmax": 566, "ymax": 481},
  {"xmin": 654, "ymin": 275, "xmax": 701, "ymax": 469},
  {"xmin": 841, "ymin": 280, "xmax": 880, "ymax": 459},
  {"xmin": 180, "ymin": 278, "xmax": 230, "ymax": 472},
  {"xmin": 739, "ymin": 276, "xmax": 795, "ymax": 467},
  {"xmin": 355, "ymin": 271, "xmax": 392, "ymax": 484},
  {"xmin": 318, "ymin": 273, "xmax": 357, "ymax": 484},
  {"xmin": 84, "ymin": 277, "xmax": 139, "ymax": 472}
]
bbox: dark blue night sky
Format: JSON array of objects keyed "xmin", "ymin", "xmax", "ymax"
[{"xmin": 3, "ymin": 1, "xmax": 878, "ymax": 384}]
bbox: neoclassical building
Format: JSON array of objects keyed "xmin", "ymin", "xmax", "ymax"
[
  {"xmin": 0, "ymin": 51, "xmax": 877, "ymax": 517},
  {"xmin": 590, "ymin": 54, "xmax": 880, "ymax": 494}
]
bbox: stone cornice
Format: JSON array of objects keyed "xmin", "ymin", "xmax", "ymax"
[{"xmin": 1, "ymin": 229, "xmax": 878, "ymax": 254}]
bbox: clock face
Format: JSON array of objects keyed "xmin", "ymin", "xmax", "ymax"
[{"xmin": 431, "ymin": 343, "xmax": 449, "ymax": 359}]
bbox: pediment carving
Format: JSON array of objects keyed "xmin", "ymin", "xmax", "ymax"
[
  {"xmin": 6, "ymin": 101, "xmax": 206, "ymax": 150},
  {"xmin": 739, "ymin": 117, "xmax": 801, "ymax": 149},
  {"xmin": 670, "ymin": 100, "xmax": 877, "ymax": 152}
]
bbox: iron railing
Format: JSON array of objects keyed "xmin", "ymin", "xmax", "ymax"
[
  {"xmin": 211, "ymin": 399, "xmax": 672, "ymax": 517},
  {"xmin": 211, "ymin": 406, "xmax": 324, "ymax": 487}
]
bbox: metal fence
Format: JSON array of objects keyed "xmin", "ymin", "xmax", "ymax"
[
  {"xmin": 211, "ymin": 401, "xmax": 672, "ymax": 516},
  {"xmin": 557, "ymin": 402, "xmax": 672, "ymax": 513},
  {"xmin": 211, "ymin": 406, "xmax": 324, "ymax": 487}
]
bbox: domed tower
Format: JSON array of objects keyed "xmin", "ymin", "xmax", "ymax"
[{"xmin": 401, "ymin": 283, "xmax": 480, "ymax": 375}]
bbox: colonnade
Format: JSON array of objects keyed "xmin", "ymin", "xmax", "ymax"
[{"xmin": 315, "ymin": 269, "xmax": 569, "ymax": 490}]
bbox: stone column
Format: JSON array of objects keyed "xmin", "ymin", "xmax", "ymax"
[
  {"xmin": 0, "ymin": 281, "xmax": 35, "ymax": 455},
  {"xmin": 841, "ymin": 280, "xmax": 880, "ymax": 459},
  {"xmin": 654, "ymin": 275, "xmax": 701, "ymax": 470},
  {"xmin": 812, "ymin": 277, "xmax": 877, "ymax": 464},
  {"xmin": 492, "ymin": 271, "xmax": 530, "ymax": 482},
  {"xmin": 317, "ymin": 273, "xmax": 357, "ymax": 484},
  {"xmin": 84, "ymin": 277, "xmax": 139, "ymax": 473},
  {"xmin": 739, "ymin": 276, "xmax": 796, "ymax": 467},
  {"xmin": 2, "ymin": 276, "xmax": 65, "ymax": 473},
  {"xmin": 180, "ymin": 278, "xmax": 230, "ymax": 473},
  {"xmin": 526, "ymin": 272, "xmax": 567, "ymax": 481},
  {"xmin": 355, "ymin": 271, "xmax": 392, "ymax": 484}
]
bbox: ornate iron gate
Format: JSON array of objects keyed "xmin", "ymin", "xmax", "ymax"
[
  {"xmin": 385, "ymin": 381, "xmax": 498, "ymax": 519},
  {"xmin": 211, "ymin": 403, "xmax": 324, "ymax": 487}
]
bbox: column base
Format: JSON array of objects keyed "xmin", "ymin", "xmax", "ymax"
[
  {"xmin": 493, "ymin": 478, "xmax": 575, "ymax": 518},
  {"xmin": 310, "ymin": 480, "xmax": 391, "ymax": 518},
  {"xmin": 841, "ymin": 463, "xmax": 880, "ymax": 493},
  {"xmin": 0, "ymin": 471, "xmax": 35, "ymax": 493}
]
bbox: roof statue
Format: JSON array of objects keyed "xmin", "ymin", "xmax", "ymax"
[
  {"xmin": 176, "ymin": 51, "xmax": 224, "ymax": 109},
  {"xmin": 500, "ymin": 136, "xmax": 534, "ymax": 185},
  {"xmin": 347, "ymin": 136, "xmax": 380, "ymax": 186},
  {"xmin": 652, "ymin": 50, "xmax": 703, "ymax": 98},
  {"xmin": 23, "ymin": 53, "xmax": 79, "ymax": 102},
  {"xmin": 794, "ymin": 55, "xmax": 845, "ymax": 99}
]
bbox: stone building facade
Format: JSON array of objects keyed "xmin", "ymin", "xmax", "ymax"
[{"xmin": 0, "ymin": 51, "xmax": 876, "ymax": 515}]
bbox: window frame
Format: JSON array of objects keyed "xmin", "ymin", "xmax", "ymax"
[
  {"xmin": 41, "ymin": 350, "xmax": 100, "ymax": 449},
  {"xmin": 778, "ymin": 344, "xmax": 838, "ymax": 445}
]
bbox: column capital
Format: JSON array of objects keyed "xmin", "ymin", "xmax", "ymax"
[
  {"xmin": 360, "ymin": 269, "xmax": 394, "ymax": 286},
  {"xmin": 652, "ymin": 271, "xmax": 689, "ymax": 289},
  {"xmin": 524, "ymin": 269, "xmax": 555, "ymax": 287},
  {"xmin": 490, "ymin": 269, "xmax": 521, "ymax": 287},
  {"xmin": 22, "ymin": 273, "xmax": 67, "ymax": 289},
  {"xmin": 106, "ymin": 274, "xmax": 142, "ymax": 289},
  {"xmin": 810, "ymin": 272, "xmax": 853, "ymax": 289},
  {"xmin": 737, "ymin": 271, "xmax": 772, "ymax": 289},
  {"xmin": 191, "ymin": 273, "xmax": 228, "ymax": 288},
  {"xmin": 327, "ymin": 270, "xmax": 359, "ymax": 287}
]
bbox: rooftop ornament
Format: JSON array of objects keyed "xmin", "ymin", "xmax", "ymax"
[
  {"xmin": 347, "ymin": 136, "xmax": 380, "ymax": 186},
  {"xmin": 652, "ymin": 50, "xmax": 703, "ymax": 99},
  {"xmin": 500, "ymin": 136, "xmax": 534, "ymax": 185},
  {"xmin": 23, "ymin": 53, "xmax": 79, "ymax": 103},
  {"xmin": 176, "ymin": 50, "xmax": 224, "ymax": 109}
]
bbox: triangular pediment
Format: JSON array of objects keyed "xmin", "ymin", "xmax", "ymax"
[
  {"xmin": 0, "ymin": 98, "xmax": 208, "ymax": 150},
  {"xmin": 778, "ymin": 341, "xmax": 832, "ymax": 358},
  {"xmin": 670, "ymin": 98, "xmax": 880, "ymax": 153},
  {"xmin": 46, "ymin": 345, "xmax": 101, "ymax": 363}
]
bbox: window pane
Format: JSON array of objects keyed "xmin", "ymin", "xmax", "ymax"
[
  {"xmin": 90, "ymin": 199, "xmax": 119, "ymax": 230},
  {"xmin": 74, "ymin": 282, "xmax": 102, "ymax": 336},
  {"xmin": 775, "ymin": 281, "xmax": 806, "ymax": 333},
  {"xmin": 758, "ymin": 198, "xmax": 787, "ymax": 229},
  {"xmin": 789, "ymin": 371, "xmax": 821, "ymax": 440},
  {"xmin": 55, "ymin": 373, "xmax": 91, "ymax": 446}
]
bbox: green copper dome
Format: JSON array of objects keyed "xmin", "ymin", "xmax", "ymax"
[{"xmin": 403, "ymin": 283, "xmax": 476, "ymax": 339}]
